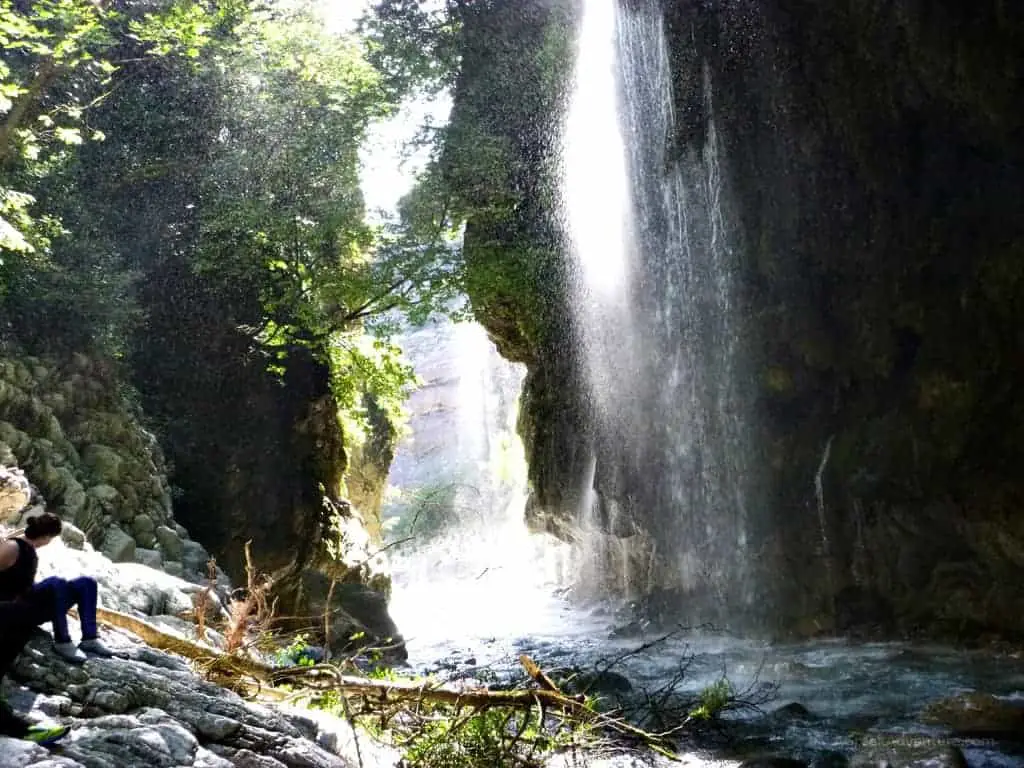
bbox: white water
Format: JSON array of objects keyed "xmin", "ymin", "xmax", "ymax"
[
  {"xmin": 384, "ymin": 319, "xmax": 579, "ymax": 661},
  {"xmin": 561, "ymin": 0, "xmax": 756, "ymax": 620},
  {"xmin": 562, "ymin": 0, "xmax": 647, "ymax": 600},
  {"xmin": 563, "ymin": 0, "xmax": 632, "ymax": 301}
]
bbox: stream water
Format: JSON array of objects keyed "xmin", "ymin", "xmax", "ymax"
[{"xmin": 390, "ymin": 555, "xmax": 1024, "ymax": 767}]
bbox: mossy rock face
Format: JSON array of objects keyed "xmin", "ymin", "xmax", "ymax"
[
  {"xmin": 445, "ymin": 0, "xmax": 592, "ymax": 543},
  {"xmin": 345, "ymin": 395, "xmax": 398, "ymax": 542},
  {"xmin": 444, "ymin": 0, "xmax": 1024, "ymax": 640},
  {"xmin": 0, "ymin": 350, "xmax": 197, "ymax": 576},
  {"xmin": 82, "ymin": 445, "xmax": 125, "ymax": 484},
  {"xmin": 657, "ymin": 0, "xmax": 1024, "ymax": 637}
]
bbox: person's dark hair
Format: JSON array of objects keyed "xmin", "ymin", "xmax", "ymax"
[{"xmin": 25, "ymin": 512, "xmax": 62, "ymax": 540}]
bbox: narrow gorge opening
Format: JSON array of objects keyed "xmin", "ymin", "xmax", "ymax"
[{"xmin": 382, "ymin": 319, "xmax": 581, "ymax": 663}]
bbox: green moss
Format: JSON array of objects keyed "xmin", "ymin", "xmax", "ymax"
[{"xmin": 762, "ymin": 366, "xmax": 795, "ymax": 394}]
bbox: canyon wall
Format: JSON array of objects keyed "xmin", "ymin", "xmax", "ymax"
[{"xmin": 453, "ymin": 0, "xmax": 1024, "ymax": 641}]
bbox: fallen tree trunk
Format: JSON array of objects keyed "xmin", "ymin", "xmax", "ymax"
[
  {"xmin": 85, "ymin": 606, "xmax": 276, "ymax": 684},
  {"xmin": 92, "ymin": 607, "xmax": 574, "ymax": 705},
  {"xmin": 90, "ymin": 606, "xmax": 681, "ymax": 759},
  {"xmin": 272, "ymin": 662, "xmax": 588, "ymax": 711}
]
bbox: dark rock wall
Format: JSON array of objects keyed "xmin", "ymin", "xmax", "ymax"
[
  {"xmin": 131, "ymin": 256, "xmax": 402, "ymax": 655},
  {"xmin": 446, "ymin": 0, "xmax": 595, "ymax": 539},
  {"xmin": 131, "ymin": 255, "xmax": 340, "ymax": 583},
  {"xmin": 683, "ymin": 0, "xmax": 1024, "ymax": 638},
  {"xmin": 458, "ymin": 0, "xmax": 1024, "ymax": 640}
]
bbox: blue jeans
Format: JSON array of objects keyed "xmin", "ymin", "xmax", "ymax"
[{"xmin": 30, "ymin": 576, "xmax": 99, "ymax": 644}]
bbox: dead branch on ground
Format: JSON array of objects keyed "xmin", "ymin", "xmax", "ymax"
[{"xmin": 89, "ymin": 605, "xmax": 682, "ymax": 760}]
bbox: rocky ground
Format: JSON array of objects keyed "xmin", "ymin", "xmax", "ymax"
[
  {"xmin": 2, "ymin": 501, "xmax": 1021, "ymax": 767},
  {"xmin": 2, "ymin": 558, "xmax": 1016, "ymax": 768},
  {"xmin": 0, "ymin": 534, "xmax": 400, "ymax": 768},
  {"xmin": 1, "ymin": 634, "xmax": 394, "ymax": 768}
]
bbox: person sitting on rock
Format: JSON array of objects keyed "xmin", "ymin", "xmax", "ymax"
[
  {"xmin": 0, "ymin": 512, "xmax": 117, "ymax": 663},
  {"xmin": 0, "ymin": 516, "xmax": 71, "ymax": 745}
]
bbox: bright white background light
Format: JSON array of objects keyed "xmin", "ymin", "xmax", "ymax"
[{"xmin": 564, "ymin": 0, "xmax": 631, "ymax": 299}]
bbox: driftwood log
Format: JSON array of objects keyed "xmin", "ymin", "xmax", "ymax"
[{"xmin": 91, "ymin": 606, "xmax": 681, "ymax": 759}]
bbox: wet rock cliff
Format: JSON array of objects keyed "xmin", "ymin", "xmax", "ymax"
[
  {"xmin": 674, "ymin": 0, "xmax": 1024, "ymax": 640},
  {"xmin": 451, "ymin": 0, "xmax": 1024, "ymax": 641}
]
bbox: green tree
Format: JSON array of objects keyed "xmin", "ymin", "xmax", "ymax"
[
  {"xmin": 0, "ymin": 0, "xmax": 243, "ymax": 348},
  {"xmin": 0, "ymin": 0, "xmax": 236, "ymax": 254},
  {"xmin": 192, "ymin": 3, "xmax": 459, "ymax": 434},
  {"xmin": 360, "ymin": 0, "xmax": 466, "ymax": 101}
]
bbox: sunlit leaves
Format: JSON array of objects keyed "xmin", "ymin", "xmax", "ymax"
[
  {"xmin": 330, "ymin": 330, "xmax": 418, "ymax": 446},
  {"xmin": 129, "ymin": 1, "xmax": 214, "ymax": 58},
  {"xmin": 360, "ymin": 0, "xmax": 463, "ymax": 100},
  {"xmin": 193, "ymin": 3, "xmax": 433, "ymax": 437},
  {"xmin": 0, "ymin": 212, "xmax": 32, "ymax": 253},
  {"xmin": 0, "ymin": 0, "xmax": 229, "ymax": 262},
  {"xmin": 0, "ymin": 0, "xmax": 109, "ymax": 64},
  {"xmin": 1, "ymin": 188, "xmax": 42, "ymax": 254},
  {"xmin": 53, "ymin": 126, "xmax": 82, "ymax": 145}
]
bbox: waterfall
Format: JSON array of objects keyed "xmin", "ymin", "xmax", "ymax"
[
  {"xmin": 815, "ymin": 435, "xmax": 835, "ymax": 595},
  {"xmin": 384, "ymin": 319, "xmax": 572, "ymax": 657},
  {"xmin": 562, "ymin": 0, "xmax": 754, "ymax": 620}
]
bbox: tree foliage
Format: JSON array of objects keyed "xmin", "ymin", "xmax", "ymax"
[
  {"xmin": 0, "ymin": 0, "xmax": 577, "ymax": 452},
  {"xmin": 0, "ymin": 0, "xmax": 238, "ymax": 259},
  {"xmin": 191, "ymin": 1, "xmax": 466, "ymax": 433},
  {"xmin": 360, "ymin": 0, "xmax": 465, "ymax": 101},
  {"xmin": 0, "ymin": 0, "xmax": 477, "ymax": 442}
]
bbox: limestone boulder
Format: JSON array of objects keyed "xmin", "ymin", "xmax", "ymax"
[
  {"xmin": 100, "ymin": 526, "xmax": 136, "ymax": 563},
  {"xmin": 298, "ymin": 573, "xmax": 406, "ymax": 662},
  {"xmin": 0, "ymin": 465, "xmax": 32, "ymax": 524},
  {"xmin": 0, "ymin": 525, "xmax": 388, "ymax": 767},
  {"xmin": 921, "ymin": 692, "xmax": 1024, "ymax": 738},
  {"xmin": 59, "ymin": 521, "xmax": 87, "ymax": 550},
  {"xmin": 155, "ymin": 524, "xmax": 185, "ymax": 561},
  {"xmin": 0, "ymin": 637, "xmax": 372, "ymax": 768},
  {"xmin": 135, "ymin": 547, "xmax": 164, "ymax": 570}
]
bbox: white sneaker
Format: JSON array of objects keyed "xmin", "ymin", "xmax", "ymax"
[{"xmin": 52, "ymin": 642, "xmax": 87, "ymax": 664}]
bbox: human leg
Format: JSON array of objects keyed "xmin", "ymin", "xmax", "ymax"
[
  {"xmin": 27, "ymin": 578, "xmax": 86, "ymax": 663},
  {"xmin": 65, "ymin": 576, "xmax": 115, "ymax": 656},
  {"xmin": 0, "ymin": 601, "xmax": 72, "ymax": 744},
  {"xmin": 64, "ymin": 577, "xmax": 99, "ymax": 640},
  {"xmin": 29, "ymin": 577, "xmax": 72, "ymax": 643}
]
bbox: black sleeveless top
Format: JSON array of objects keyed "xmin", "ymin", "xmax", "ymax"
[{"xmin": 0, "ymin": 539, "xmax": 38, "ymax": 601}]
